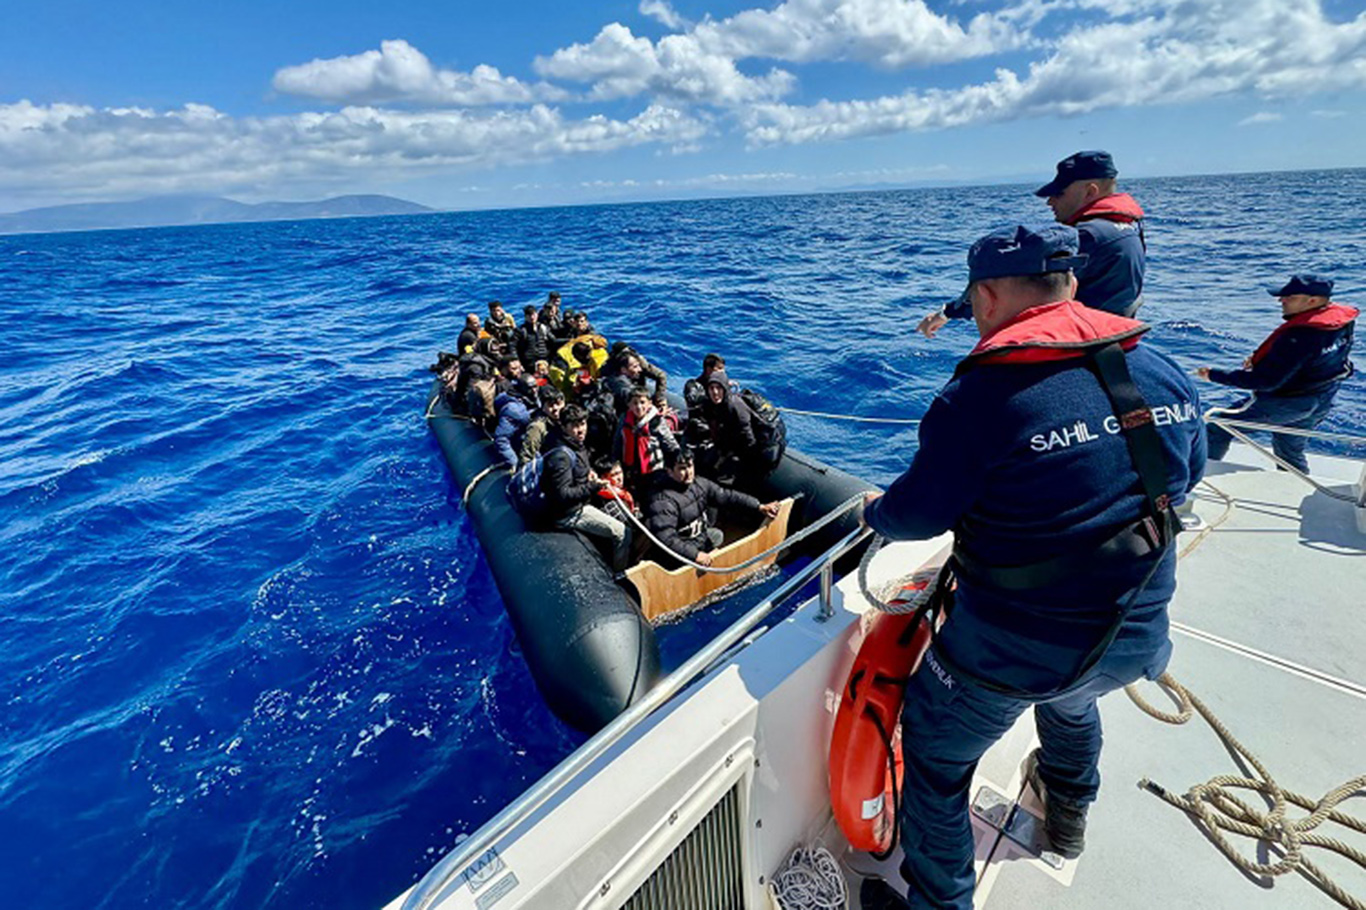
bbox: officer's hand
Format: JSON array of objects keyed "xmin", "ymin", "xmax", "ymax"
[
  {"xmin": 1194, "ymin": 367, "xmax": 1212, "ymax": 380},
  {"xmin": 858, "ymin": 491, "xmax": 882, "ymax": 529},
  {"xmin": 695, "ymin": 550, "xmax": 714, "ymax": 567},
  {"xmin": 759, "ymin": 501, "xmax": 780, "ymax": 520},
  {"xmin": 917, "ymin": 310, "xmax": 949, "ymax": 339}
]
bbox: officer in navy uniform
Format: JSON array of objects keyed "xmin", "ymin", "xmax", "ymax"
[
  {"xmin": 918, "ymin": 150, "xmax": 1148, "ymax": 339},
  {"xmin": 1196, "ymin": 274, "xmax": 1357, "ymax": 474},
  {"xmin": 858, "ymin": 224, "xmax": 1205, "ymax": 909}
]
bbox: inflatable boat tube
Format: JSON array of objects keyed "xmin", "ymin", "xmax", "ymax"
[
  {"xmin": 427, "ymin": 381, "xmax": 658, "ymax": 732},
  {"xmin": 426, "ymin": 381, "xmax": 879, "ymax": 733}
]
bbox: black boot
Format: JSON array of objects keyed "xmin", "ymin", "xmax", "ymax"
[
  {"xmin": 1022, "ymin": 748, "xmax": 1088, "ymax": 859},
  {"xmin": 859, "ymin": 877, "xmax": 911, "ymax": 909}
]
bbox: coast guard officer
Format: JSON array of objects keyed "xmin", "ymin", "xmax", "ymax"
[
  {"xmin": 918, "ymin": 150, "xmax": 1148, "ymax": 338},
  {"xmin": 1196, "ymin": 274, "xmax": 1357, "ymax": 474},
  {"xmin": 859, "ymin": 224, "xmax": 1205, "ymax": 909}
]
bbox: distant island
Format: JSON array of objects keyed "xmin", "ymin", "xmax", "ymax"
[{"xmin": 0, "ymin": 194, "xmax": 436, "ymax": 235}]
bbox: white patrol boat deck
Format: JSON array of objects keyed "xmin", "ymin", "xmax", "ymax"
[{"xmin": 387, "ymin": 431, "xmax": 1366, "ymax": 910}]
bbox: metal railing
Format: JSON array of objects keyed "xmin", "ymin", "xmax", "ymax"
[
  {"xmin": 1205, "ymin": 412, "xmax": 1366, "ymax": 507},
  {"xmin": 401, "ymin": 524, "xmax": 873, "ymax": 910}
]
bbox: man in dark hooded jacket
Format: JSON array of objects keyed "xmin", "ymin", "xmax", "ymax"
[
  {"xmin": 644, "ymin": 447, "xmax": 779, "ymax": 567},
  {"xmin": 701, "ymin": 369, "xmax": 784, "ymax": 484},
  {"xmin": 919, "ymin": 150, "xmax": 1147, "ymax": 337}
]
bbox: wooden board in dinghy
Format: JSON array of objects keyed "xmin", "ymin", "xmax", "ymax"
[{"xmin": 623, "ymin": 498, "xmax": 795, "ymax": 622}]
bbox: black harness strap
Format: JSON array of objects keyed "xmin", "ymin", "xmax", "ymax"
[
  {"xmin": 1090, "ymin": 341, "xmax": 1181, "ymax": 544},
  {"xmin": 933, "ymin": 340, "xmax": 1181, "ymax": 697}
]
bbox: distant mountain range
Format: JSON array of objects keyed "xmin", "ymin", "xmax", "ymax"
[{"xmin": 0, "ymin": 194, "xmax": 436, "ymax": 235}]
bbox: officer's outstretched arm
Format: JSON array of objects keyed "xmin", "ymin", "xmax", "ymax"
[{"xmin": 863, "ymin": 395, "xmax": 988, "ymax": 540}]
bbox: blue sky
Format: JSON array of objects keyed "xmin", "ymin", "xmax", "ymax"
[{"xmin": 2, "ymin": 0, "xmax": 1363, "ymax": 212}]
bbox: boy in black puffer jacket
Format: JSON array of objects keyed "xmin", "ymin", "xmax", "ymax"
[{"xmin": 643, "ymin": 447, "xmax": 778, "ymax": 568}]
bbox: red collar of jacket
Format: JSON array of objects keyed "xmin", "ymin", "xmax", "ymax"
[
  {"xmin": 963, "ymin": 300, "xmax": 1148, "ymax": 368},
  {"xmin": 1250, "ymin": 302, "xmax": 1359, "ymax": 365},
  {"xmin": 1065, "ymin": 192, "xmax": 1144, "ymax": 226}
]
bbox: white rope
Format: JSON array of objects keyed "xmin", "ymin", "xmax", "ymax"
[
  {"xmin": 769, "ymin": 843, "xmax": 848, "ymax": 910},
  {"xmin": 781, "ymin": 406, "xmax": 921, "ymax": 426},
  {"xmin": 463, "ymin": 464, "xmax": 509, "ymax": 507},
  {"xmin": 604, "ymin": 487, "xmax": 864, "ymax": 575}
]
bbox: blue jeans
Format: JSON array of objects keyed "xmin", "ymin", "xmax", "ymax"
[
  {"xmin": 1206, "ymin": 386, "xmax": 1339, "ymax": 473},
  {"xmin": 895, "ymin": 634, "xmax": 1170, "ymax": 909}
]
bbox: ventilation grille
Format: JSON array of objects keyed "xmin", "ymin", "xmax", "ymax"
[{"xmin": 621, "ymin": 783, "xmax": 745, "ymax": 910}]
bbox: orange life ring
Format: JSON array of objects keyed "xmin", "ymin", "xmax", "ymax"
[{"xmin": 828, "ymin": 580, "xmax": 936, "ymax": 853}]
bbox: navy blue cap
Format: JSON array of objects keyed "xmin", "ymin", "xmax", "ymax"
[
  {"xmin": 1034, "ymin": 150, "xmax": 1118, "ymax": 197},
  {"xmin": 1267, "ymin": 273, "xmax": 1333, "ymax": 298},
  {"xmin": 967, "ymin": 224, "xmax": 1087, "ymax": 283}
]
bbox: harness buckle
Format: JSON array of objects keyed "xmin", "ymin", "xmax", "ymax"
[{"xmin": 1120, "ymin": 408, "xmax": 1154, "ymax": 430}]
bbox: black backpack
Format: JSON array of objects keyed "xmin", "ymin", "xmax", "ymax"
[
  {"xmin": 508, "ymin": 447, "xmax": 576, "ymax": 523},
  {"xmin": 740, "ymin": 388, "xmax": 787, "ymax": 467}
]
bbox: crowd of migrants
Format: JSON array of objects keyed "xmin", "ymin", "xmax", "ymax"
[{"xmin": 428, "ymin": 292, "xmax": 787, "ymax": 572}]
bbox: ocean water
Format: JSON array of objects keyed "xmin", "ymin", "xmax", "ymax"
[{"xmin": 1, "ymin": 169, "xmax": 1362, "ymax": 909}]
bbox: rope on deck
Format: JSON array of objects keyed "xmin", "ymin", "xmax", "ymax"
[
  {"xmin": 1126, "ymin": 674, "xmax": 1366, "ymax": 909},
  {"xmin": 1126, "ymin": 477, "xmax": 1366, "ymax": 909}
]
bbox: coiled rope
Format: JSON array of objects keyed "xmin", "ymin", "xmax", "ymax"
[
  {"xmin": 769, "ymin": 843, "xmax": 848, "ymax": 910},
  {"xmin": 1119, "ymin": 477, "xmax": 1366, "ymax": 908},
  {"xmin": 1125, "ymin": 674, "xmax": 1366, "ymax": 909}
]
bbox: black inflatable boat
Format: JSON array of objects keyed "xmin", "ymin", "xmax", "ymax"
[{"xmin": 426, "ymin": 379, "xmax": 875, "ymax": 732}]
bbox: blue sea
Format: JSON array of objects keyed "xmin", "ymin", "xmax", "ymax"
[{"xmin": 2, "ymin": 170, "xmax": 1363, "ymax": 909}]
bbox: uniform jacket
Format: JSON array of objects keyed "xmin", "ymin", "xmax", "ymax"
[
  {"xmin": 1209, "ymin": 303, "xmax": 1357, "ymax": 396},
  {"xmin": 865, "ymin": 300, "xmax": 1206, "ymax": 692},
  {"xmin": 946, "ymin": 193, "xmax": 1147, "ymax": 319}
]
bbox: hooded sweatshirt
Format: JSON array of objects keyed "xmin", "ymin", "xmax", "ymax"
[{"xmin": 703, "ymin": 369, "xmax": 758, "ymax": 455}]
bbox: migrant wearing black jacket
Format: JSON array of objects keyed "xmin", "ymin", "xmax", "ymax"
[
  {"xmin": 515, "ymin": 322, "xmax": 554, "ymax": 368},
  {"xmin": 701, "ymin": 369, "xmax": 758, "ymax": 456},
  {"xmin": 541, "ymin": 429, "xmax": 596, "ymax": 517},
  {"xmin": 644, "ymin": 474, "xmax": 761, "ymax": 561}
]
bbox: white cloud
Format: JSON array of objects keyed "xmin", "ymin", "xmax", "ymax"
[
  {"xmin": 745, "ymin": 0, "xmax": 1366, "ymax": 144},
  {"xmin": 693, "ymin": 0, "xmax": 1025, "ymax": 68},
  {"xmin": 537, "ymin": 0, "xmax": 1027, "ymax": 107},
  {"xmin": 640, "ymin": 0, "xmax": 690, "ymax": 31},
  {"xmin": 536, "ymin": 23, "xmax": 797, "ymax": 104},
  {"xmin": 0, "ymin": 100, "xmax": 706, "ymax": 206},
  {"xmin": 1311, "ymin": 108, "xmax": 1346, "ymax": 118},
  {"xmin": 272, "ymin": 39, "xmax": 566, "ymax": 106},
  {"xmin": 1238, "ymin": 111, "xmax": 1283, "ymax": 126}
]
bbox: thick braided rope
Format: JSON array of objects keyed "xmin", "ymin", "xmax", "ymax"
[{"xmin": 1127, "ymin": 673, "xmax": 1366, "ymax": 909}]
